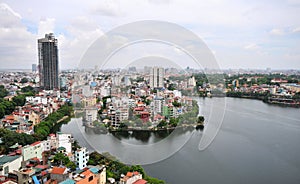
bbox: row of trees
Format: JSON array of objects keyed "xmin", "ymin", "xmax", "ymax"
[
  {"xmin": 34, "ymin": 104, "xmax": 73, "ymax": 140},
  {"xmin": 0, "ymin": 103, "xmax": 74, "ymax": 154},
  {"xmin": 226, "ymin": 91, "xmax": 268, "ymax": 98}
]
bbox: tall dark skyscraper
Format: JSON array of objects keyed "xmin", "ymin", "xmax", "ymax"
[{"xmin": 38, "ymin": 33, "xmax": 59, "ymax": 90}]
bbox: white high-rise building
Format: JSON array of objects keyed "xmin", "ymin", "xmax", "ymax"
[
  {"xmin": 75, "ymin": 147, "xmax": 89, "ymax": 169},
  {"xmin": 150, "ymin": 67, "xmax": 164, "ymax": 89}
]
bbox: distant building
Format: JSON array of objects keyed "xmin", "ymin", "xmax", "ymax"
[
  {"xmin": 32, "ymin": 64, "xmax": 37, "ymax": 73},
  {"xmin": 84, "ymin": 108, "xmax": 98, "ymax": 122},
  {"xmin": 60, "ymin": 76, "xmax": 67, "ymax": 89},
  {"xmin": 152, "ymin": 97, "xmax": 165, "ymax": 114},
  {"xmin": 188, "ymin": 76, "xmax": 196, "ymax": 87},
  {"xmin": 38, "ymin": 33, "xmax": 59, "ymax": 90},
  {"xmin": 232, "ymin": 79, "xmax": 239, "ymax": 88},
  {"xmin": 74, "ymin": 147, "xmax": 89, "ymax": 170},
  {"xmin": 150, "ymin": 67, "xmax": 164, "ymax": 89}
]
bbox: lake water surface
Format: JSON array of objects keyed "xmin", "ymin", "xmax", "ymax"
[{"xmin": 61, "ymin": 97, "xmax": 300, "ymax": 184}]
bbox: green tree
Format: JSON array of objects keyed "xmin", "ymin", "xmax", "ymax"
[
  {"xmin": 66, "ymin": 161, "xmax": 77, "ymax": 170},
  {"xmin": 20, "ymin": 77, "xmax": 29, "ymax": 84},
  {"xmin": 0, "ymin": 85, "xmax": 8, "ymax": 98},
  {"xmin": 1, "ymin": 100, "xmax": 15, "ymax": 115},
  {"xmin": 53, "ymin": 153, "xmax": 70, "ymax": 165},
  {"xmin": 12, "ymin": 95, "xmax": 26, "ymax": 106},
  {"xmin": 0, "ymin": 106, "xmax": 5, "ymax": 119},
  {"xmin": 21, "ymin": 86, "xmax": 35, "ymax": 94}
]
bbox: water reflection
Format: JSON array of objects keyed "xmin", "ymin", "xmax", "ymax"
[{"xmin": 83, "ymin": 122, "xmax": 197, "ymax": 144}]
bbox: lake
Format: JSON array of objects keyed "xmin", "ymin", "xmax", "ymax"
[{"xmin": 61, "ymin": 97, "xmax": 300, "ymax": 184}]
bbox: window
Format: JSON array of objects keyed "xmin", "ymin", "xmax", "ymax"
[
  {"xmin": 88, "ymin": 176, "xmax": 93, "ymax": 182},
  {"xmin": 4, "ymin": 166, "xmax": 9, "ymax": 175}
]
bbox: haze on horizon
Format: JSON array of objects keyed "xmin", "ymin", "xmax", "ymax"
[{"xmin": 0, "ymin": 0, "xmax": 300, "ymax": 70}]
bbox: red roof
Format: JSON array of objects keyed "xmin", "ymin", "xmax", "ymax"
[
  {"xmin": 31, "ymin": 141, "xmax": 41, "ymax": 146},
  {"xmin": 41, "ymin": 171, "xmax": 48, "ymax": 176},
  {"xmin": 31, "ymin": 157, "xmax": 40, "ymax": 161},
  {"xmin": 134, "ymin": 107, "xmax": 144, "ymax": 111},
  {"xmin": 16, "ymin": 149, "xmax": 22, "ymax": 154},
  {"xmin": 126, "ymin": 172, "xmax": 133, "ymax": 177},
  {"xmin": 81, "ymin": 169, "xmax": 92, "ymax": 177},
  {"xmin": 35, "ymin": 165, "xmax": 48, "ymax": 169},
  {"xmin": 6, "ymin": 115, "xmax": 14, "ymax": 120},
  {"xmin": 133, "ymin": 179, "xmax": 147, "ymax": 184},
  {"xmin": 51, "ymin": 167, "xmax": 67, "ymax": 174}
]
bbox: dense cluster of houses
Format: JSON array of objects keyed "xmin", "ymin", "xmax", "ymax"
[
  {"xmin": 0, "ymin": 132, "xmax": 106, "ymax": 184},
  {"xmin": 74, "ymin": 71, "xmax": 194, "ymax": 128}
]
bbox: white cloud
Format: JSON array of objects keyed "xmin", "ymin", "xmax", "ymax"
[
  {"xmin": 1, "ymin": 0, "xmax": 300, "ymax": 69},
  {"xmin": 90, "ymin": 0, "xmax": 122, "ymax": 17},
  {"xmin": 148, "ymin": 0, "xmax": 171, "ymax": 5},
  {"xmin": 270, "ymin": 28, "xmax": 285, "ymax": 35},
  {"xmin": 0, "ymin": 3, "xmax": 21, "ymax": 19},
  {"xmin": 292, "ymin": 27, "xmax": 300, "ymax": 33},
  {"xmin": 0, "ymin": 3, "xmax": 22, "ymax": 28},
  {"xmin": 58, "ymin": 16, "xmax": 104, "ymax": 69},
  {"xmin": 37, "ymin": 18, "xmax": 55, "ymax": 38},
  {"xmin": 0, "ymin": 3, "xmax": 36, "ymax": 69},
  {"xmin": 244, "ymin": 43, "xmax": 260, "ymax": 50}
]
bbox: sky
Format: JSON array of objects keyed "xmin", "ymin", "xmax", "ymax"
[{"xmin": 0, "ymin": 0, "xmax": 300, "ymax": 70}]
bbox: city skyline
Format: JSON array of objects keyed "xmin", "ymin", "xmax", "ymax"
[{"xmin": 0, "ymin": 1, "xmax": 299, "ymax": 70}]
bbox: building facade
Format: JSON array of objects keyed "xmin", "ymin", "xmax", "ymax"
[
  {"xmin": 57, "ymin": 133, "xmax": 72, "ymax": 154},
  {"xmin": 22, "ymin": 141, "xmax": 43, "ymax": 161},
  {"xmin": 75, "ymin": 147, "xmax": 89, "ymax": 169},
  {"xmin": 38, "ymin": 33, "xmax": 59, "ymax": 90},
  {"xmin": 150, "ymin": 67, "xmax": 164, "ymax": 89},
  {"xmin": 0, "ymin": 155, "xmax": 22, "ymax": 176}
]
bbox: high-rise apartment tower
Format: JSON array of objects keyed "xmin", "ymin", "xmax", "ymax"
[
  {"xmin": 38, "ymin": 33, "xmax": 59, "ymax": 90},
  {"xmin": 150, "ymin": 67, "xmax": 164, "ymax": 88}
]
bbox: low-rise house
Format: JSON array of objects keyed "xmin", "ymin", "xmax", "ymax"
[
  {"xmin": 50, "ymin": 167, "xmax": 69, "ymax": 183},
  {"xmin": 57, "ymin": 133, "xmax": 72, "ymax": 154},
  {"xmin": 21, "ymin": 141, "xmax": 43, "ymax": 161},
  {"xmin": 42, "ymin": 134, "xmax": 58, "ymax": 152},
  {"xmin": 89, "ymin": 166, "xmax": 106, "ymax": 184},
  {"xmin": 13, "ymin": 168, "xmax": 35, "ymax": 184},
  {"xmin": 0, "ymin": 155, "xmax": 22, "ymax": 176},
  {"xmin": 0, "ymin": 175, "xmax": 18, "ymax": 184},
  {"xmin": 73, "ymin": 169, "xmax": 98, "ymax": 184},
  {"xmin": 120, "ymin": 171, "xmax": 143, "ymax": 184}
]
